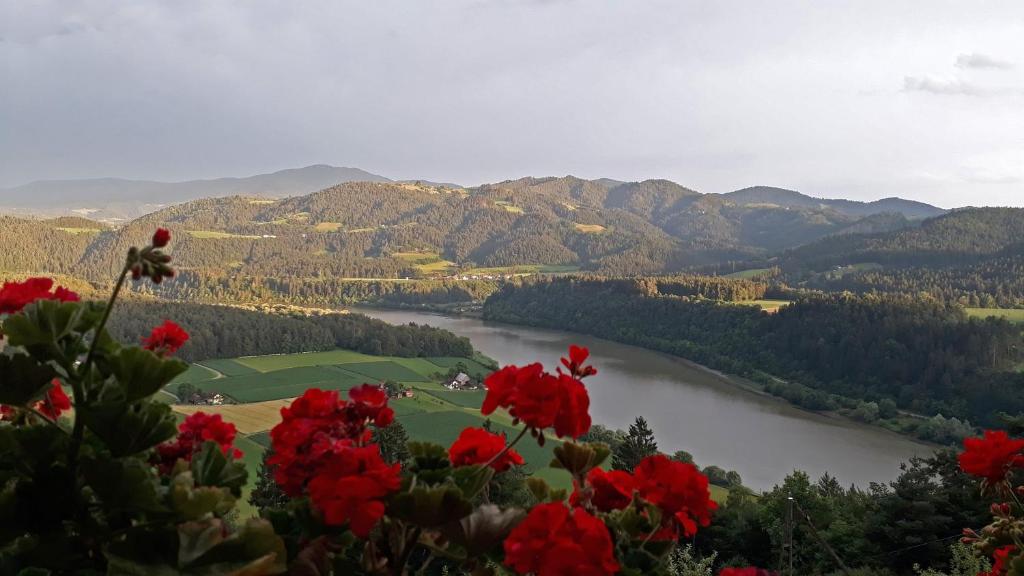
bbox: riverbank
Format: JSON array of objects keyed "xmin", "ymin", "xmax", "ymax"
[{"xmin": 356, "ymin": 306, "xmax": 935, "ymax": 490}]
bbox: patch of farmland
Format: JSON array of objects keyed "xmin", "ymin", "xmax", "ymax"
[
  {"xmin": 171, "ymin": 364, "xmax": 221, "ymax": 385},
  {"xmin": 198, "ymin": 366, "xmax": 371, "ymax": 402},
  {"xmin": 172, "ymin": 399, "xmax": 292, "ymax": 434},
  {"xmin": 340, "ymin": 361, "xmax": 431, "ymax": 383},
  {"xmin": 398, "ymin": 410, "xmax": 556, "ymax": 471},
  {"xmin": 196, "ymin": 359, "xmax": 260, "ymax": 377},
  {"xmin": 234, "ymin": 349, "xmax": 380, "ymax": 371},
  {"xmin": 422, "ymin": 389, "xmax": 485, "ymax": 409},
  {"xmin": 390, "ymin": 358, "xmax": 447, "ymax": 379},
  {"xmin": 234, "ymin": 435, "xmax": 267, "ymax": 519},
  {"xmin": 426, "ymin": 357, "xmax": 495, "ymax": 379}
]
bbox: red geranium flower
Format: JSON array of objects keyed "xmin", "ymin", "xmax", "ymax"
[
  {"xmin": 0, "ymin": 277, "xmax": 79, "ymax": 314},
  {"xmin": 155, "ymin": 411, "xmax": 242, "ymax": 474},
  {"xmin": 448, "ymin": 427, "xmax": 524, "ymax": 472},
  {"xmin": 719, "ymin": 568, "xmax": 778, "ymax": 576},
  {"xmin": 481, "ymin": 348, "xmax": 594, "ymax": 440},
  {"xmin": 585, "ymin": 467, "xmax": 636, "ymax": 512},
  {"xmin": 959, "ymin": 430, "xmax": 1024, "ymax": 484},
  {"xmin": 504, "ymin": 501, "xmax": 619, "ymax": 576},
  {"xmin": 634, "ymin": 454, "xmax": 717, "ymax": 538},
  {"xmin": 152, "ymin": 228, "xmax": 172, "ymax": 248},
  {"xmin": 269, "ymin": 386, "xmax": 395, "ymax": 496},
  {"xmin": 37, "ymin": 380, "xmax": 72, "ymax": 419},
  {"xmin": 307, "ymin": 444, "xmax": 402, "ymax": 538},
  {"xmin": 142, "ymin": 320, "xmax": 189, "ymax": 356},
  {"xmin": 560, "ymin": 344, "xmax": 597, "ymax": 378}
]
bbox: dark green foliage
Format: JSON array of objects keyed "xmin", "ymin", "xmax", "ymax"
[
  {"xmin": 612, "ymin": 417, "xmax": 659, "ymax": 472},
  {"xmin": 106, "ymin": 300, "xmax": 475, "ymax": 362},
  {"xmin": 249, "ymin": 449, "xmax": 289, "ymax": 512},
  {"xmin": 373, "ymin": 420, "xmax": 412, "ymax": 466},
  {"xmin": 485, "ymin": 277, "xmax": 1024, "ymax": 428}
]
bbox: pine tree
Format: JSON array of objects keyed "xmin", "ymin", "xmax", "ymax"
[
  {"xmin": 249, "ymin": 449, "xmax": 288, "ymax": 512},
  {"xmin": 612, "ymin": 416, "xmax": 659, "ymax": 472},
  {"xmin": 373, "ymin": 420, "xmax": 412, "ymax": 466}
]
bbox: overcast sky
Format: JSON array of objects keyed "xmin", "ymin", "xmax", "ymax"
[{"xmin": 2, "ymin": 1, "xmax": 1023, "ymax": 207}]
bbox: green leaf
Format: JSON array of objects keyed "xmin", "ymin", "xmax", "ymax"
[
  {"xmin": 82, "ymin": 457, "xmax": 166, "ymax": 514},
  {"xmin": 180, "ymin": 518, "xmax": 286, "ymax": 575},
  {"xmin": 105, "ymin": 347, "xmax": 188, "ymax": 403},
  {"xmin": 0, "ymin": 351, "xmax": 57, "ymax": 406},
  {"xmin": 551, "ymin": 441, "xmax": 611, "ymax": 477},
  {"xmin": 451, "ymin": 465, "xmax": 494, "ymax": 500},
  {"xmin": 389, "ymin": 485, "xmax": 474, "ymax": 528},
  {"xmin": 440, "ymin": 504, "xmax": 525, "ymax": 557},
  {"xmin": 169, "ymin": 472, "xmax": 236, "ymax": 521},
  {"xmin": 2, "ymin": 300, "xmax": 92, "ymax": 365},
  {"xmin": 191, "ymin": 442, "xmax": 248, "ymax": 495},
  {"xmin": 79, "ymin": 399, "xmax": 177, "ymax": 457}
]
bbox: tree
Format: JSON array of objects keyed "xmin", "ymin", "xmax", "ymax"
[
  {"xmin": 249, "ymin": 449, "xmax": 288, "ymax": 511},
  {"xmin": 373, "ymin": 420, "xmax": 412, "ymax": 466},
  {"xmin": 176, "ymin": 382, "xmax": 197, "ymax": 403},
  {"xmin": 613, "ymin": 416, "xmax": 658, "ymax": 472},
  {"xmin": 581, "ymin": 424, "xmax": 626, "ymax": 453},
  {"xmin": 671, "ymin": 450, "xmax": 695, "ymax": 464}
]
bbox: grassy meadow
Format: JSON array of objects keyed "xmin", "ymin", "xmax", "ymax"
[
  {"xmin": 167, "ymin": 347, "xmax": 582, "ymax": 518},
  {"xmin": 966, "ymin": 307, "xmax": 1024, "ymax": 324}
]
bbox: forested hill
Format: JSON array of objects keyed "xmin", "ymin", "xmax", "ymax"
[
  {"xmin": 722, "ymin": 186, "xmax": 945, "ymax": 219},
  {"xmin": 484, "ymin": 276, "xmax": 1024, "ymax": 438},
  {"xmin": 0, "ymin": 177, "xmax": 946, "ymax": 284},
  {"xmin": 772, "ymin": 207, "xmax": 1024, "ymax": 306},
  {"xmin": 106, "ymin": 301, "xmax": 475, "ymax": 363}
]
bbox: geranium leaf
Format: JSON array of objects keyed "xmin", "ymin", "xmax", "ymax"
[
  {"xmin": 2, "ymin": 301, "xmax": 92, "ymax": 365},
  {"xmin": 79, "ymin": 399, "xmax": 177, "ymax": 457},
  {"xmin": 105, "ymin": 347, "xmax": 187, "ymax": 403},
  {"xmin": 0, "ymin": 351, "xmax": 57, "ymax": 406},
  {"xmin": 180, "ymin": 518, "xmax": 286, "ymax": 575},
  {"xmin": 82, "ymin": 457, "xmax": 166, "ymax": 514},
  {"xmin": 389, "ymin": 485, "xmax": 474, "ymax": 528},
  {"xmin": 191, "ymin": 442, "xmax": 248, "ymax": 495},
  {"xmin": 451, "ymin": 465, "xmax": 494, "ymax": 500},
  {"xmin": 169, "ymin": 472, "xmax": 236, "ymax": 521}
]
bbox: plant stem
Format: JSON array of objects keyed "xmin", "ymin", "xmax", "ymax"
[
  {"xmin": 395, "ymin": 526, "xmax": 422, "ymax": 576},
  {"xmin": 67, "ymin": 260, "xmax": 131, "ymax": 472}
]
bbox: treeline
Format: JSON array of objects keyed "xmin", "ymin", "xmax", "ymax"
[
  {"xmin": 107, "ymin": 301, "xmax": 475, "ymax": 362},
  {"xmin": 804, "ymin": 255, "xmax": 1024, "ymax": 308},
  {"xmin": 483, "ymin": 277, "xmax": 1024, "ymax": 429},
  {"xmin": 132, "ymin": 271, "xmax": 501, "ymax": 307}
]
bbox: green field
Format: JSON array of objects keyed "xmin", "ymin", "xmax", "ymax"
[
  {"xmin": 724, "ymin": 268, "xmax": 772, "ymax": 279},
  {"xmin": 172, "ymin": 364, "xmax": 221, "ymax": 384},
  {"xmin": 191, "ymin": 366, "xmax": 372, "ymax": 403},
  {"xmin": 234, "ymin": 349, "xmax": 379, "ymax": 371},
  {"xmin": 738, "ymin": 299, "xmax": 792, "ymax": 312},
  {"xmin": 463, "ymin": 264, "xmax": 580, "ymax": 275},
  {"xmin": 340, "ymin": 361, "xmax": 431, "ymax": 383},
  {"xmin": 423, "ymin": 389, "xmax": 486, "ymax": 408},
  {"xmin": 966, "ymin": 307, "xmax": 1024, "ymax": 324},
  {"xmin": 198, "ymin": 359, "xmax": 260, "ymax": 377}
]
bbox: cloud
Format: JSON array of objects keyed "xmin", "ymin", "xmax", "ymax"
[
  {"xmin": 902, "ymin": 75, "xmax": 989, "ymax": 96},
  {"xmin": 956, "ymin": 52, "xmax": 1013, "ymax": 70}
]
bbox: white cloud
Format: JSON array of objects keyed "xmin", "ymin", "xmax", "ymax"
[
  {"xmin": 956, "ymin": 52, "xmax": 1013, "ymax": 70},
  {"xmin": 902, "ymin": 76, "xmax": 988, "ymax": 96}
]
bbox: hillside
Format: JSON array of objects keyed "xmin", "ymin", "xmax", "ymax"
[
  {"xmin": 0, "ymin": 164, "xmax": 390, "ymax": 221},
  {"xmin": 722, "ymin": 186, "xmax": 946, "ymax": 219}
]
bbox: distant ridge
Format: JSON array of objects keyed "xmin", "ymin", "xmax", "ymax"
[
  {"xmin": 0, "ymin": 165, "xmax": 391, "ymax": 220},
  {"xmin": 722, "ymin": 186, "xmax": 946, "ymax": 219}
]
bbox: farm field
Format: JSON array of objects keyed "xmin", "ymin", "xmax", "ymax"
[
  {"xmin": 723, "ymin": 267, "xmax": 772, "ymax": 279},
  {"xmin": 738, "ymin": 299, "xmax": 792, "ymax": 312},
  {"xmin": 966, "ymin": 307, "xmax": 1024, "ymax": 324}
]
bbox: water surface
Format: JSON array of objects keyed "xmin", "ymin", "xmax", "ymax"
[{"xmin": 359, "ymin": 307, "xmax": 934, "ymax": 491}]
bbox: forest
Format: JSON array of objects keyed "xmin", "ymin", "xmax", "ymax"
[
  {"xmin": 106, "ymin": 301, "xmax": 475, "ymax": 362},
  {"xmin": 483, "ymin": 277, "xmax": 1024, "ymax": 431}
]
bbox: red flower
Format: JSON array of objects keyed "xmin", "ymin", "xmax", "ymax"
[
  {"xmin": 585, "ymin": 468, "xmax": 636, "ymax": 512},
  {"xmin": 449, "ymin": 427, "xmax": 524, "ymax": 472},
  {"xmin": 504, "ymin": 502, "xmax": 619, "ymax": 576},
  {"xmin": 347, "ymin": 384, "xmax": 395, "ymax": 428},
  {"xmin": 634, "ymin": 454, "xmax": 717, "ymax": 538},
  {"xmin": 155, "ymin": 412, "xmax": 241, "ymax": 474},
  {"xmin": 152, "ymin": 228, "xmax": 172, "ymax": 248},
  {"xmin": 269, "ymin": 386, "xmax": 395, "ymax": 496},
  {"xmin": 959, "ymin": 430, "xmax": 1024, "ymax": 484},
  {"xmin": 142, "ymin": 320, "xmax": 189, "ymax": 356},
  {"xmin": 37, "ymin": 380, "xmax": 71, "ymax": 419},
  {"xmin": 0, "ymin": 278, "xmax": 79, "ymax": 314},
  {"xmin": 553, "ymin": 374, "xmax": 591, "ymax": 439},
  {"xmin": 0, "ymin": 379, "xmax": 72, "ymax": 421},
  {"xmin": 307, "ymin": 444, "xmax": 401, "ymax": 538},
  {"xmin": 719, "ymin": 569, "xmax": 778, "ymax": 576},
  {"xmin": 481, "ymin": 349, "xmax": 593, "ymax": 440},
  {"xmin": 561, "ymin": 345, "xmax": 597, "ymax": 378}
]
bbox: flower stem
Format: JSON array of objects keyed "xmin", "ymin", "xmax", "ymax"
[
  {"xmin": 68, "ymin": 260, "xmax": 131, "ymax": 472},
  {"xmin": 480, "ymin": 426, "xmax": 529, "ymax": 470}
]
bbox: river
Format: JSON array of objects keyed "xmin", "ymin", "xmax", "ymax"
[{"xmin": 358, "ymin": 307, "xmax": 935, "ymax": 491}]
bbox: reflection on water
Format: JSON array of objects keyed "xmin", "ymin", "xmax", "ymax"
[{"xmin": 358, "ymin": 308, "xmax": 934, "ymax": 491}]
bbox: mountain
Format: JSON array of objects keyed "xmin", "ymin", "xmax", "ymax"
[
  {"xmin": 0, "ymin": 165, "xmax": 391, "ymax": 221},
  {"xmin": 722, "ymin": 186, "xmax": 946, "ymax": 219}
]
